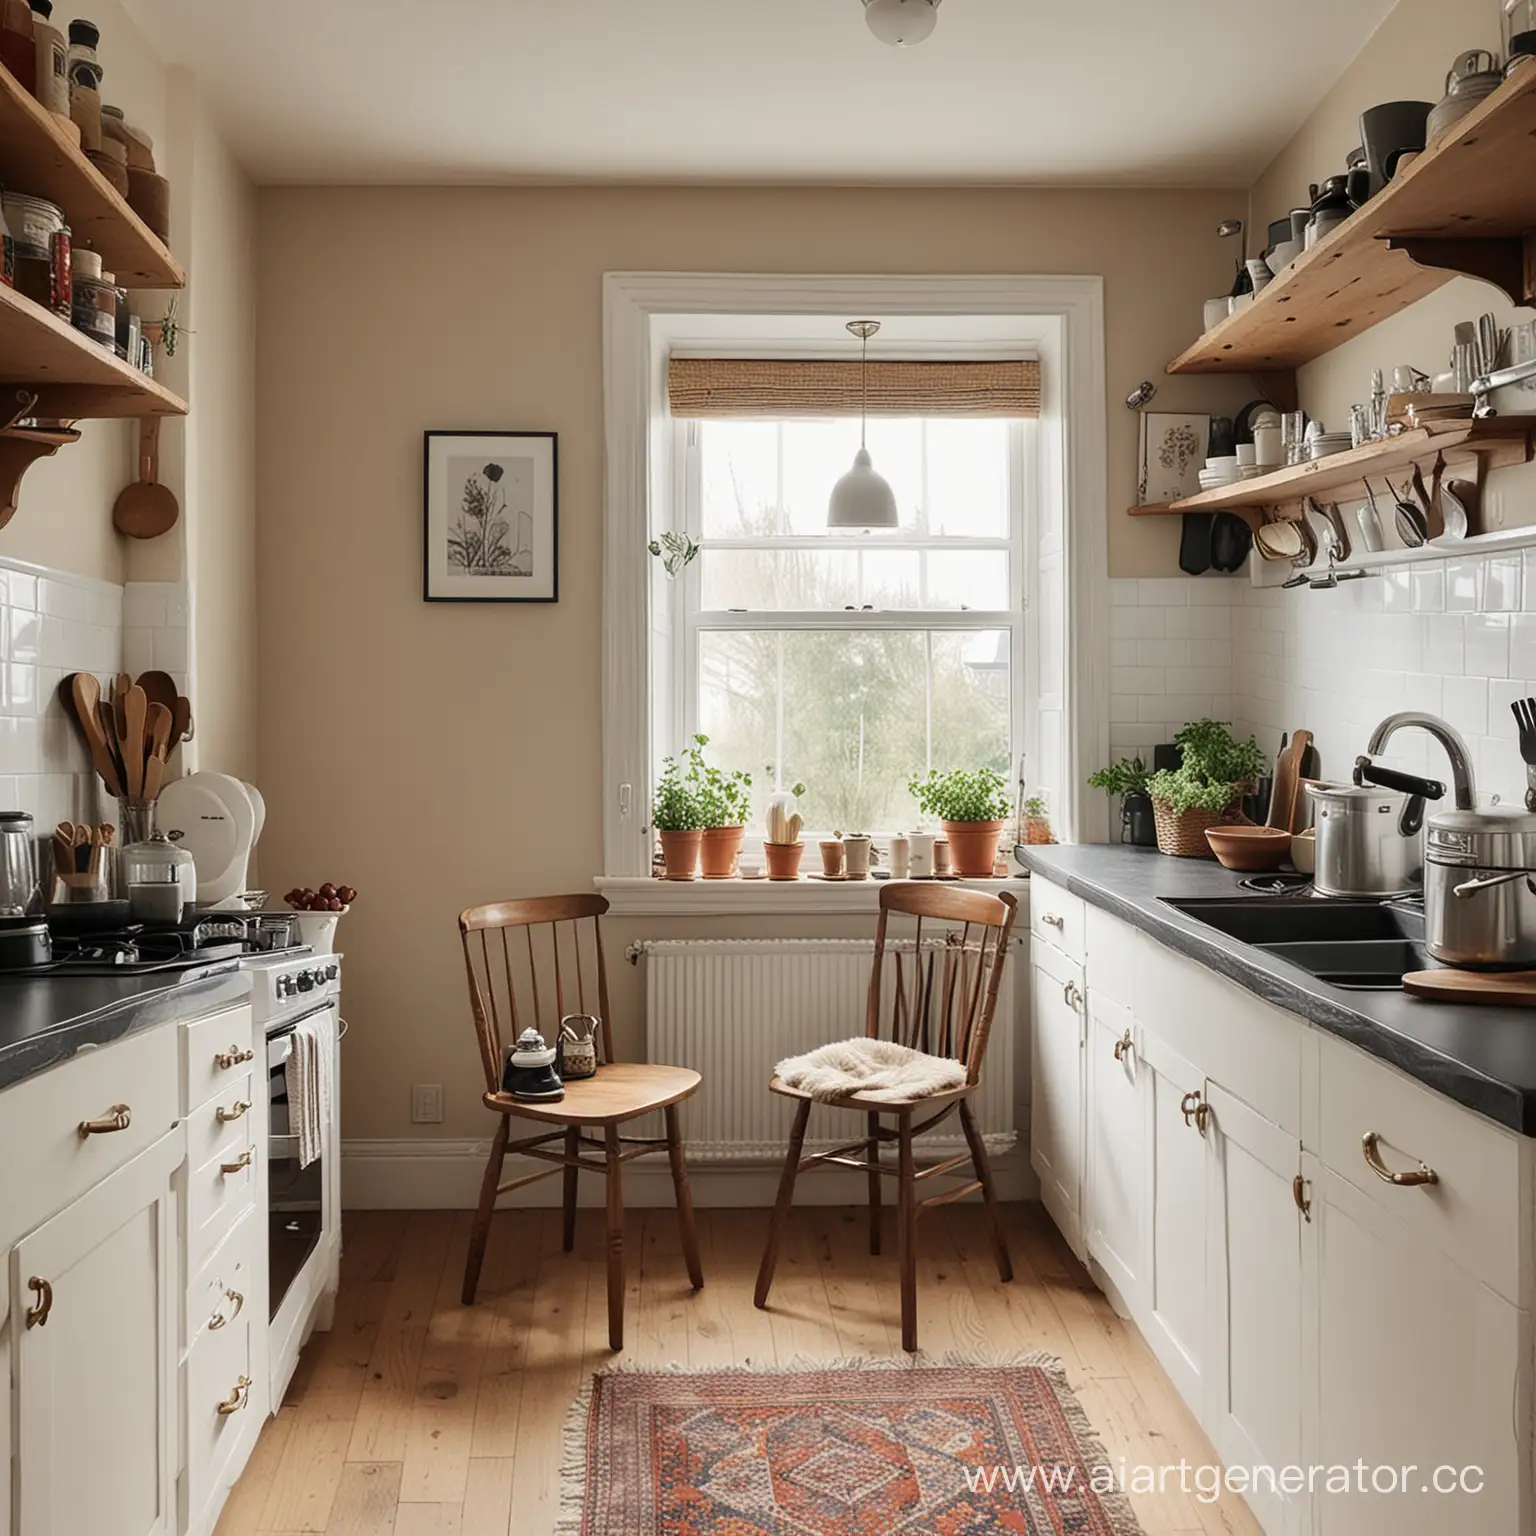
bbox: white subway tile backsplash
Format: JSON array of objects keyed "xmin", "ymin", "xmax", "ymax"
[
  {"xmin": 1465, "ymin": 613, "xmax": 1510, "ymax": 679},
  {"xmin": 1110, "ymin": 606, "xmax": 1166, "ymax": 640},
  {"xmin": 152, "ymin": 626, "xmax": 189, "ymax": 674},
  {"xmin": 1423, "ymin": 615, "xmax": 1465, "ymax": 676},
  {"xmin": 1485, "ymin": 557, "xmax": 1523, "ymax": 613},
  {"xmin": 1165, "ymin": 606, "xmax": 1232, "ymax": 640},
  {"xmin": 1411, "ymin": 566, "xmax": 1445, "ymax": 614},
  {"xmin": 1443, "ymin": 675, "xmax": 1489, "ymax": 738},
  {"xmin": 1446, "ymin": 559, "xmax": 1482, "ymax": 612}
]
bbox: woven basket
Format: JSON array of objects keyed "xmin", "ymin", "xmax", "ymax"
[{"xmin": 1151, "ymin": 797, "xmax": 1247, "ymax": 858}]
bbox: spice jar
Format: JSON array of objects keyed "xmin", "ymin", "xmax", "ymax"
[
  {"xmin": 1, "ymin": 0, "xmax": 36, "ymax": 96},
  {"xmin": 3, "ymin": 190, "xmax": 63, "ymax": 309},
  {"xmin": 66, "ymin": 19, "xmax": 102, "ymax": 151},
  {"xmin": 48, "ymin": 222, "xmax": 69, "ymax": 318},
  {"xmin": 71, "ymin": 269, "xmax": 115, "ymax": 347},
  {"xmin": 29, "ymin": 0, "xmax": 65, "ymax": 115}
]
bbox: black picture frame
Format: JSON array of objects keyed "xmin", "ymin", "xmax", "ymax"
[{"xmin": 422, "ymin": 430, "xmax": 559, "ymax": 603}]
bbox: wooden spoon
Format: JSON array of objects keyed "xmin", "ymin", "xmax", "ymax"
[
  {"xmin": 143, "ymin": 753, "xmax": 165, "ymax": 802},
  {"xmin": 146, "ymin": 701, "xmax": 172, "ymax": 761},
  {"xmin": 68, "ymin": 672, "xmax": 123, "ymax": 799},
  {"xmin": 171, "ymin": 695, "xmax": 192, "ymax": 747},
  {"xmin": 137, "ymin": 669, "xmax": 177, "ymax": 719},
  {"xmin": 122, "ymin": 685, "xmax": 148, "ymax": 801},
  {"xmin": 112, "ymin": 418, "xmax": 180, "ymax": 539}
]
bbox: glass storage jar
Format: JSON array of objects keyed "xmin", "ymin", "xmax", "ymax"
[{"xmin": 118, "ymin": 815, "xmax": 195, "ymax": 925}]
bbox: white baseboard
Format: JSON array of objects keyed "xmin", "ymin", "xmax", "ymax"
[{"xmin": 342, "ymin": 1138, "xmax": 1040, "ymax": 1210}]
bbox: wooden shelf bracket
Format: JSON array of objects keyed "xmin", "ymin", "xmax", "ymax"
[
  {"xmin": 1384, "ymin": 233, "xmax": 1536, "ymax": 307},
  {"xmin": 0, "ymin": 423, "xmax": 81, "ymax": 530}
]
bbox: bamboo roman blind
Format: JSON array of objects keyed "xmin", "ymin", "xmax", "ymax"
[{"xmin": 667, "ymin": 357, "xmax": 1042, "ymax": 419}]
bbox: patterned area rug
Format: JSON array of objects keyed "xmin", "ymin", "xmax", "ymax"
[{"xmin": 559, "ymin": 1355, "xmax": 1144, "ymax": 1535}]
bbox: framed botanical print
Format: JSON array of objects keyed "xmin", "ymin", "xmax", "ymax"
[
  {"xmin": 423, "ymin": 431, "xmax": 558, "ymax": 603},
  {"xmin": 1137, "ymin": 412, "xmax": 1210, "ymax": 505}
]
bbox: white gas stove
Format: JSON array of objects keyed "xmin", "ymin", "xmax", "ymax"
[{"xmin": 242, "ymin": 949, "xmax": 342, "ymax": 1031}]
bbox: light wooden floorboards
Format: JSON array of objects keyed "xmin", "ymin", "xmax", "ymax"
[{"xmin": 216, "ymin": 1204, "xmax": 1263, "ymax": 1536}]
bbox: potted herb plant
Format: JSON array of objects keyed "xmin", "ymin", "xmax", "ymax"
[
  {"xmin": 688, "ymin": 735, "xmax": 753, "ymax": 879},
  {"xmin": 908, "ymin": 766, "xmax": 1012, "ymax": 878},
  {"xmin": 764, "ymin": 779, "xmax": 807, "ymax": 881},
  {"xmin": 1020, "ymin": 795, "xmax": 1054, "ymax": 846},
  {"xmin": 1145, "ymin": 719, "xmax": 1267, "ymax": 858},
  {"xmin": 1088, "ymin": 755, "xmax": 1156, "ymax": 847},
  {"xmin": 653, "ymin": 748, "xmax": 705, "ymax": 879}
]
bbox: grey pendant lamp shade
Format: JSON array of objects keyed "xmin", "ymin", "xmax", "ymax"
[{"xmin": 827, "ymin": 320, "xmax": 899, "ymax": 530}]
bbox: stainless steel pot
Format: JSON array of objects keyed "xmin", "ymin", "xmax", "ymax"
[
  {"xmin": 1426, "ymin": 805, "xmax": 1536, "ymax": 968},
  {"xmin": 1307, "ymin": 780, "xmax": 1429, "ymax": 898}
]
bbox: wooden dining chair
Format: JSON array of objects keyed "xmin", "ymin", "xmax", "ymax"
[
  {"xmin": 754, "ymin": 883, "xmax": 1019, "ymax": 1351},
  {"xmin": 458, "ymin": 893, "xmax": 703, "ymax": 1349}
]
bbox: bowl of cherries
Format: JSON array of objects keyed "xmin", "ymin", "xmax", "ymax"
[{"xmin": 283, "ymin": 883, "xmax": 357, "ymax": 955}]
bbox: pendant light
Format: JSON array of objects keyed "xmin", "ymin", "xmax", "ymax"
[{"xmin": 827, "ymin": 320, "xmax": 899, "ymax": 530}]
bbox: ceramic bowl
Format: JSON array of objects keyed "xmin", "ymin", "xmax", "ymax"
[
  {"xmin": 1290, "ymin": 829, "xmax": 1316, "ymax": 875},
  {"xmin": 1205, "ymin": 825, "xmax": 1293, "ymax": 872}
]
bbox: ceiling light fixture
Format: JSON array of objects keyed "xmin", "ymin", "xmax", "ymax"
[
  {"xmin": 828, "ymin": 320, "xmax": 899, "ymax": 531},
  {"xmin": 863, "ymin": 0, "xmax": 941, "ymax": 47}
]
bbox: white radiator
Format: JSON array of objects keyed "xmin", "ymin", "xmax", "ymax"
[{"xmin": 637, "ymin": 938, "xmax": 1018, "ymax": 1163}]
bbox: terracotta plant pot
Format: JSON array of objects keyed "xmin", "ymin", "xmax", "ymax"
[
  {"xmin": 658, "ymin": 829, "xmax": 703, "ymax": 880},
  {"xmin": 764, "ymin": 841, "xmax": 805, "ymax": 880},
  {"xmin": 941, "ymin": 819, "xmax": 1006, "ymax": 878},
  {"xmin": 699, "ymin": 826, "xmax": 745, "ymax": 879}
]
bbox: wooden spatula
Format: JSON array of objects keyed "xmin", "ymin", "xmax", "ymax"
[
  {"xmin": 146, "ymin": 701, "xmax": 172, "ymax": 762},
  {"xmin": 122, "ymin": 684, "xmax": 148, "ymax": 801},
  {"xmin": 112, "ymin": 418, "xmax": 180, "ymax": 540}
]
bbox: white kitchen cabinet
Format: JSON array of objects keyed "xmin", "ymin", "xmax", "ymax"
[
  {"xmin": 12, "ymin": 1128, "xmax": 182, "ymax": 1536},
  {"xmin": 1085, "ymin": 990, "xmax": 1143, "ymax": 1312},
  {"xmin": 1030, "ymin": 936, "xmax": 1086, "ymax": 1257},
  {"xmin": 1310, "ymin": 1161, "xmax": 1528, "ymax": 1534},
  {"xmin": 1203, "ymin": 1081, "xmax": 1306, "ymax": 1536},
  {"xmin": 1137, "ymin": 1026, "xmax": 1208, "ymax": 1411}
]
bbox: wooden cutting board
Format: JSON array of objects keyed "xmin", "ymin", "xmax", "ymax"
[
  {"xmin": 1403, "ymin": 970, "xmax": 1536, "ymax": 1007},
  {"xmin": 1266, "ymin": 729, "xmax": 1313, "ymax": 834}
]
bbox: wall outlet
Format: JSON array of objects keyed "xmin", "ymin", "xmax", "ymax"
[{"xmin": 411, "ymin": 1083, "xmax": 444, "ymax": 1124}]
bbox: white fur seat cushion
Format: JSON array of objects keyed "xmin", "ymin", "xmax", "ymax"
[{"xmin": 774, "ymin": 1037, "xmax": 967, "ymax": 1104}]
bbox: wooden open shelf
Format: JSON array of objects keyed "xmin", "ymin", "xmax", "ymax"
[
  {"xmin": 1128, "ymin": 418, "xmax": 1536, "ymax": 521},
  {"xmin": 0, "ymin": 283, "xmax": 188, "ymax": 420},
  {"xmin": 1168, "ymin": 65, "xmax": 1536, "ymax": 378},
  {"xmin": 0, "ymin": 67, "xmax": 183, "ymax": 290}
]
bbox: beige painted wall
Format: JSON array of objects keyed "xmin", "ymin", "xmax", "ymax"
[{"xmin": 255, "ymin": 184, "xmax": 1253, "ymax": 1141}]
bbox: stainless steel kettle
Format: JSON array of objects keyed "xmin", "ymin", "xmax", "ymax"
[{"xmin": 1307, "ymin": 771, "xmax": 1436, "ymax": 898}]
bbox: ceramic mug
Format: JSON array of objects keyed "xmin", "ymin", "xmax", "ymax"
[
  {"xmin": 908, "ymin": 832, "xmax": 935, "ymax": 877},
  {"xmin": 1253, "ymin": 425, "xmax": 1282, "ymax": 468},
  {"xmin": 843, "ymin": 835, "xmax": 872, "ymax": 879}
]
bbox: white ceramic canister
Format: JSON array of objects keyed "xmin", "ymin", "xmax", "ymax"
[
  {"xmin": 31, "ymin": 0, "xmax": 67, "ymax": 116},
  {"xmin": 887, "ymin": 835, "xmax": 910, "ymax": 879},
  {"xmin": 908, "ymin": 831, "xmax": 935, "ymax": 877}
]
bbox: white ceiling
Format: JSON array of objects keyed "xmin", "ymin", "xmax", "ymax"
[{"xmin": 125, "ymin": 0, "xmax": 1396, "ymax": 187}]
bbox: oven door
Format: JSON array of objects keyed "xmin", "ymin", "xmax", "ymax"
[{"xmin": 266, "ymin": 1001, "xmax": 337, "ymax": 1323}]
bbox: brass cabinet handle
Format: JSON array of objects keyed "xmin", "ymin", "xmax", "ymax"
[
  {"xmin": 1362, "ymin": 1131, "xmax": 1439, "ymax": 1188},
  {"xmin": 1180, "ymin": 1090, "xmax": 1210, "ymax": 1131},
  {"xmin": 1113, "ymin": 1029, "xmax": 1133, "ymax": 1062},
  {"xmin": 214, "ymin": 1045, "xmax": 254, "ymax": 1070},
  {"xmin": 216, "ymin": 1375, "xmax": 252, "ymax": 1416},
  {"xmin": 220, "ymin": 1147, "xmax": 255, "ymax": 1175},
  {"xmin": 78, "ymin": 1104, "xmax": 132, "ymax": 1138},
  {"xmin": 208, "ymin": 1288, "xmax": 245, "ymax": 1331},
  {"xmin": 216, "ymin": 1099, "xmax": 251, "ymax": 1123},
  {"xmin": 1061, "ymin": 980, "xmax": 1083, "ymax": 1011},
  {"xmin": 1042, "ymin": 912, "xmax": 1065, "ymax": 929},
  {"xmin": 1292, "ymin": 1173, "xmax": 1312, "ymax": 1222},
  {"xmin": 25, "ymin": 1277, "xmax": 53, "ymax": 1329}
]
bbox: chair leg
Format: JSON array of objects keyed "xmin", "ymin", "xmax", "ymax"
[
  {"xmin": 463, "ymin": 1116, "xmax": 509, "ymax": 1305},
  {"xmin": 562, "ymin": 1126, "xmax": 580, "ymax": 1252},
  {"xmin": 897, "ymin": 1114, "xmax": 917, "ymax": 1353},
  {"xmin": 604, "ymin": 1125, "xmax": 625, "ymax": 1351},
  {"xmin": 867, "ymin": 1111, "xmax": 883, "ymax": 1257},
  {"xmin": 960, "ymin": 1098, "xmax": 1013, "ymax": 1283},
  {"xmin": 754, "ymin": 1098, "xmax": 812, "ymax": 1310},
  {"xmin": 665, "ymin": 1104, "xmax": 704, "ymax": 1291}
]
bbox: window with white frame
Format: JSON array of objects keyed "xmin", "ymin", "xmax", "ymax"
[{"xmin": 662, "ymin": 412, "xmax": 1028, "ymax": 837}]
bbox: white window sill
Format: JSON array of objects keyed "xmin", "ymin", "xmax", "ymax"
[{"xmin": 594, "ymin": 874, "xmax": 1032, "ymax": 917}]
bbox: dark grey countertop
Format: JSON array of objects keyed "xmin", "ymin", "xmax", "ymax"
[
  {"xmin": 1018, "ymin": 843, "xmax": 1536, "ymax": 1136},
  {"xmin": 0, "ymin": 967, "xmax": 254, "ymax": 1093}
]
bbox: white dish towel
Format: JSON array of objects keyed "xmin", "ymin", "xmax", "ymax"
[{"xmin": 284, "ymin": 1013, "xmax": 332, "ymax": 1168}]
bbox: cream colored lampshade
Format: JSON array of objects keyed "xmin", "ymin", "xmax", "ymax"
[{"xmin": 828, "ymin": 447, "xmax": 898, "ymax": 529}]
